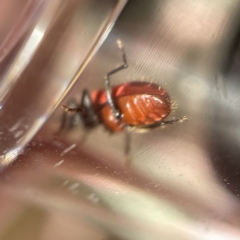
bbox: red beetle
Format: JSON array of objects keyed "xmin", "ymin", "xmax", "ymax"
[{"xmin": 62, "ymin": 40, "xmax": 187, "ymax": 153}]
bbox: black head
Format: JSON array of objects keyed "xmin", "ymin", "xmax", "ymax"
[{"xmin": 62, "ymin": 89, "xmax": 99, "ymax": 129}]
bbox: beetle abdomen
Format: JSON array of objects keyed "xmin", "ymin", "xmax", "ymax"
[
  {"xmin": 92, "ymin": 82, "xmax": 171, "ymax": 132},
  {"xmin": 99, "ymin": 93, "xmax": 171, "ymax": 132},
  {"xmin": 116, "ymin": 94, "xmax": 171, "ymax": 125}
]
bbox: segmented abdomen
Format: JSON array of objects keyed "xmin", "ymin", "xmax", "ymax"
[
  {"xmin": 91, "ymin": 82, "xmax": 171, "ymax": 132},
  {"xmin": 116, "ymin": 94, "xmax": 170, "ymax": 125}
]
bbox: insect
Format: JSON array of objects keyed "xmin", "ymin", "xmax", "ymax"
[{"xmin": 62, "ymin": 40, "xmax": 187, "ymax": 153}]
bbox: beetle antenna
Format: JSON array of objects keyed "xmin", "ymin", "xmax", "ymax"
[{"xmin": 62, "ymin": 105, "xmax": 84, "ymax": 113}]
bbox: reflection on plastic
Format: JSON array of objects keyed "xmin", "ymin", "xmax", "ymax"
[{"xmin": 0, "ymin": 0, "xmax": 128, "ymax": 169}]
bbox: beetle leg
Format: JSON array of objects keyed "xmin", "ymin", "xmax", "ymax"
[
  {"xmin": 124, "ymin": 129, "xmax": 131, "ymax": 155},
  {"xmin": 127, "ymin": 116, "xmax": 188, "ymax": 133},
  {"xmin": 61, "ymin": 90, "xmax": 98, "ymax": 130},
  {"xmin": 105, "ymin": 40, "xmax": 128, "ymax": 120},
  {"xmin": 160, "ymin": 116, "xmax": 188, "ymax": 125}
]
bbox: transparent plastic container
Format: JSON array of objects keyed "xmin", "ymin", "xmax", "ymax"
[
  {"xmin": 0, "ymin": 0, "xmax": 127, "ymax": 168},
  {"xmin": 1, "ymin": 1, "xmax": 240, "ymax": 240}
]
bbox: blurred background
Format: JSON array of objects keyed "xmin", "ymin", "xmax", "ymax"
[{"xmin": 1, "ymin": 0, "xmax": 240, "ymax": 239}]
